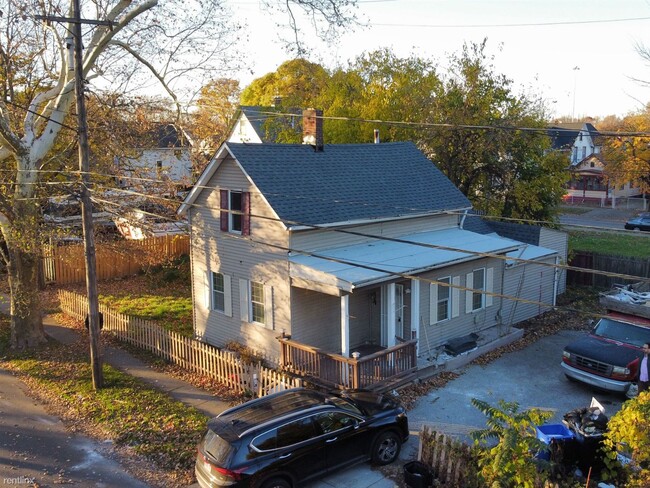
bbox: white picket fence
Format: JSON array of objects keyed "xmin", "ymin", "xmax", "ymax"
[{"xmin": 57, "ymin": 290, "xmax": 301, "ymax": 397}]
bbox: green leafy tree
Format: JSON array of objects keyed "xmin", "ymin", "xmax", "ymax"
[
  {"xmin": 471, "ymin": 398, "xmax": 553, "ymax": 488},
  {"xmin": 600, "ymin": 109, "xmax": 650, "ymax": 195},
  {"xmin": 602, "ymin": 391, "xmax": 650, "ymax": 487}
]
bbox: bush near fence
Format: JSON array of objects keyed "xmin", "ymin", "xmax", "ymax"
[
  {"xmin": 42, "ymin": 235, "xmax": 190, "ymax": 286},
  {"xmin": 57, "ymin": 290, "xmax": 301, "ymax": 398},
  {"xmin": 417, "ymin": 427, "xmax": 560, "ymax": 488}
]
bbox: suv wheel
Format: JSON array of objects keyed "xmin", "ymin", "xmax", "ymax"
[
  {"xmin": 371, "ymin": 430, "xmax": 401, "ymax": 465},
  {"xmin": 260, "ymin": 477, "xmax": 291, "ymax": 488}
]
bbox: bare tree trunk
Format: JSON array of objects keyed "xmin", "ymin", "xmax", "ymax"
[{"xmin": 5, "ymin": 197, "xmax": 46, "ymax": 349}]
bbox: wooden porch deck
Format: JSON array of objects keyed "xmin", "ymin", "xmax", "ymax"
[{"xmin": 278, "ymin": 338, "xmax": 417, "ymax": 391}]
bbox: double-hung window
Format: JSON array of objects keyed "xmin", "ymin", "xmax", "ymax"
[
  {"xmin": 472, "ymin": 269, "xmax": 485, "ymax": 311},
  {"xmin": 239, "ymin": 279, "xmax": 273, "ymax": 329},
  {"xmin": 250, "ymin": 281, "xmax": 265, "ymax": 324},
  {"xmin": 437, "ymin": 277, "xmax": 451, "ymax": 321},
  {"xmin": 430, "ymin": 276, "xmax": 459, "ymax": 324},
  {"xmin": 209, "ymin": 271, "xmax": 232, "ymax": 316},
  {"xmin": 465, "ymin": 267, "xmax": 493, "ymax": 313},
  {"xmin": 220, "ymin": 189, "xmax": 250, "ymax": 235}
]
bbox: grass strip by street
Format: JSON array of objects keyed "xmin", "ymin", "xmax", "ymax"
[
  {"xmin": 0, "ymin": 315, "xmax": 204, "ymax": 486},
  {"xmin": 569, "ymin": 231, "xmax": 650, "ymax": 258}
]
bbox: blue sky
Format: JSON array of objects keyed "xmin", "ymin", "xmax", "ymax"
[{"xmin": 233, "ymin": 0, "xmax": 650, "ymax": 120}]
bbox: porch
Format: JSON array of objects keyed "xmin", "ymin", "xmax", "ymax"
[
  {"xmin": 278, "ymin": 337, "xmax": 418, "ymax": 391},
  {"xmin": 278, "ymin": 323, "xmax": 524, "ymax": 392}
]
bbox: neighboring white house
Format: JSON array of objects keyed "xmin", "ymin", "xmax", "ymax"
[
  {"xmin": 178, "ymin": 111, "xmax": 564, "ymax": 387},
  {"xmin": 548, "ymin": 122, "xmax": 642, "ymax": 205},
  {"xmin": 117, "ymin": 123, "xmax": 193, "ymax": 189}
]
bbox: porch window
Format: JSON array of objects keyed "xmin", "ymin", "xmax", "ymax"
[
  {"xmin": 465, "ymin": 267, "xmax": 494, "ymax": 313},
  {"xmin": 220, "ymin": 189, "xmax": 250, "ymax": 235},
  {"xmin": 437, "ymin": 277, "xmax": 451, "ymax": 321},
  {"xmin": 472, "ymin": 268, "xmax": 485, "ymax": 311},
  {"xmin": 208, "ymin": 271, "xmax": 232, "ymax": 316}
]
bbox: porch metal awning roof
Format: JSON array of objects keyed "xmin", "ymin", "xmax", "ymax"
[{"xmin": 289, "ymin": 228, "xmax": 524, "ymax": 294}]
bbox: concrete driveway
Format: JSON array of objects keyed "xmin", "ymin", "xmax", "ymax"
[{"xmin": 407, "ymin": 330, "xmax": 626, "ymax": 439}]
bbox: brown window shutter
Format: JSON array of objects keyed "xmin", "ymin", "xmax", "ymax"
[
  {"xmin": 242, "ymin": 192, "xmax": 251, "ymax": 236},
  {"xmin": 220, "ymin": 189, "xmax": 228, "ymax": 231}
]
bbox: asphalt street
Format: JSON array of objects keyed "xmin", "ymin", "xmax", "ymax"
[{"xmin": 0, "ymin": 367, "xmax": 149, "ymax": 487}]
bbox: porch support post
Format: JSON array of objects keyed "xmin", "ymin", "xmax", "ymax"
[
  {"xmin": 410, "ymin": 278, "xmax": 420, "ymax": 354},
  {"xmin": 340, "ymin": 294, "xmax": 350, "ymax": 356},
  {"xmin": 387, "ymin": 283, "xmax": 396, "ymax": 348}
]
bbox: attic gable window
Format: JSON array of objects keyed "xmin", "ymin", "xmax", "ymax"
[{"xmin": 220, "ymin": 190, "xmax": 250, "ymax": 235}]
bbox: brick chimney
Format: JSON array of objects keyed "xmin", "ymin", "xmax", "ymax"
[{"xmin": 302, "ymin": 108, "xmax": 324, "ymax": 151}]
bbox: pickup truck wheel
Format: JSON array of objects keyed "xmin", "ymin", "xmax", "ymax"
[{"xmin": 565, "ymin": 374, "xmax": 577, "ymax": 383}]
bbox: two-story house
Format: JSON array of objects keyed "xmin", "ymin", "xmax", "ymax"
[
  {"xmin": 548, "ymin": 122, "xmax": 641, "ymax": 205},
  {"xmin": 178, "ymin": 111, "xmax": 564, "ymax": 389}
]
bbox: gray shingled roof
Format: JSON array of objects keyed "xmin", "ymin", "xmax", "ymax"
[
  {"xmin": 462, "ymin": 211, "xmax": 542, "ymax": 245},
  {"xmin": 226, "ymin": 142, "xmax": 471, "ymax": 227}
]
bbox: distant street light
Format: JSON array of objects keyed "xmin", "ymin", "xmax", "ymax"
[{"xmin": 572, "ymin": 66, "xmax": 580, "ymax": 119}]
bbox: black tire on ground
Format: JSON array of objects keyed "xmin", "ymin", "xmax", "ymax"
[
  {"xmin": 260, "ymin": 477, "xmax": 291, "ymax": 488},
  {"xmin": 371, "ymin": 430, "xmax": 401, "ymax": 466},
  {"xmin": 565, "ymin": 374, "xmax": 577, "ymax": 382}
]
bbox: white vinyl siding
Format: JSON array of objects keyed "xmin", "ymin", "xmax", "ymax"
[{"xmin": 209, "ymin": 271, "xmax": 232, "ymax": 316}]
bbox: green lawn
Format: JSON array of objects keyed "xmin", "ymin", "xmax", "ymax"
[
  {"xmin": 569, "ymin": 231, "xmax": 650, "ymax": 258},
  {"xmin": 100, "ymin": 293, "xmax": 194, "ymax": 337}
]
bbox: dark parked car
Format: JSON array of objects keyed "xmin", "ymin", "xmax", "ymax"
[
  {"xmin": 624, "ymin": 212, "xmax": 650, "ymax": 231},
  {"xmin": 195, "ymin": 387, "xmax": 409, "ymax": 488}
]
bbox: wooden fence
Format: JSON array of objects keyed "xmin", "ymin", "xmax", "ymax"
[
  {"xmin": 417, "ymin": 427, "xmax": 560, "ymax": 488},
  {"xmin": 57, "ymin": 290, "xmax": 301, "ymax": 397},
  {"xmin": 568, "ymin": 251, "xmax": 650, "ymax": 288},
  {"xmin": 42, "ymin": 234, "xmax": 190, "ymax": 285},
  {"xmin": 418, "ymin": 427, "xmax": 476, "ymax": 487}
]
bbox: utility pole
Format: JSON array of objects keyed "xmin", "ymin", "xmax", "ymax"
[
  {"xmin": 72, "ymin": 0, "xmax": 103, "ymax": 389},
  {"xmin": 37, "ymin": 4, "xmax": 112, "ymax": 389}
]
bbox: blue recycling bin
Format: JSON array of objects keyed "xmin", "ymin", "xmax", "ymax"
[{"xmin": 535, "ymin": 424, "xmax": 575, "ymax": 460}]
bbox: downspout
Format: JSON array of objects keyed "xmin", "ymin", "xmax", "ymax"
[
  {"xmin": 459, "ymin": 209, "xmax": 469, "ymax": 229},
  {"xmin": 552, "ymin": 255, "xmax": 559, "ymax": 307}
]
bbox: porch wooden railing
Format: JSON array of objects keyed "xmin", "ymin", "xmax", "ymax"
[{"xmin": 278, "ymin": 338, "xmax": 417, "ymax": 390}]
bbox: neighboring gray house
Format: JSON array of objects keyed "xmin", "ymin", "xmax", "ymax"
[{"xmin": 179, "ymin": 113, "xmax": 564, "ymax": 388}]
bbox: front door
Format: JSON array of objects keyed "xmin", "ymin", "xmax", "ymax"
[{"xmin": 380, "ymin": 283, "xmax": 405, "ymax": 347}]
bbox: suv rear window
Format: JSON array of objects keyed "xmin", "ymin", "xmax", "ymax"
[
  {"xmin": 594, "ymin": 318, "xmax": 650, "ymax": 347},
  {"xmin": 202, "ymin": 429, "xmax": 233, "ymax": 464}
]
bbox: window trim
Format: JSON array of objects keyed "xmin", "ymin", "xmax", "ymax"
[
  {"xmin": 208, "ymin": 271, "xmax": 232, "ymax": 316},
  {"xmin": 220, "ymin": 189, "xmax": 250, "ymax": 235},
  {"xmin": 250, "ymin": 281, "xmax": 265, "ymax": 325}
]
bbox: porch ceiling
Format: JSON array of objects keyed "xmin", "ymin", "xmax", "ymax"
[{"xmin": 289, "ymin": 228, "xmax": 521, "ymax": 294}]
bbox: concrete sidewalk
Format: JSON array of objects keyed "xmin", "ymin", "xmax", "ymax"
[{"xmin": 42, "ymin": 316, "xmax": 232, "ymax": 419}]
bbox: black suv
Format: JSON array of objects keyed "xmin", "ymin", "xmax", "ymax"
[{"xmin": 195, "ymin": 387, "xmax": 409, "ymax": 488}]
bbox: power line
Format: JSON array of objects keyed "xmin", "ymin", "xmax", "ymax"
[
  {"xmin": 371, "ymin": 16, "xmax": 650, "ymax": 29},
  {"xmin": 89, "ymin": 184, "xmax": 650, "ymax": 285}
]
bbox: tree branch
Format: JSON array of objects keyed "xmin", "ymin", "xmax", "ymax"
[{"xmin": 111, "ymin": 40, "xmax": 181, "ymax": 121}]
